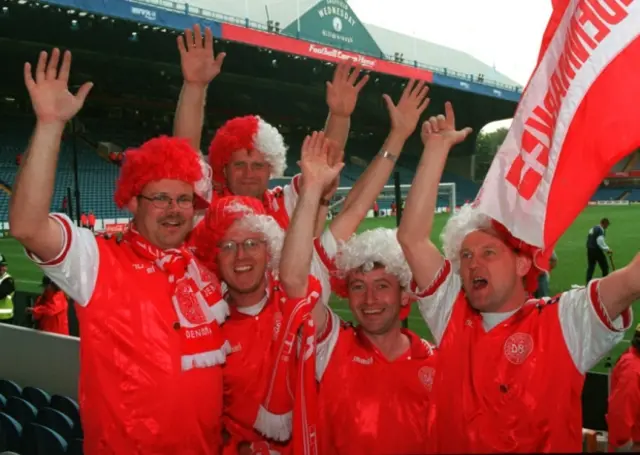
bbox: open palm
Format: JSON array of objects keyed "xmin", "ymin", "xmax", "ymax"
[
  {"xmin": 326, "ymin": 63, "xmax": 369, "ymax": 117},
  {"xmin": 24, "ymin": 49, "xmax": 93, "ymax": 124},
  {"xmin": 300, "ymin": 132, "xmax": 345, "ymax": 191},
  {"xmin": 383, "ymin": 79, "xmax": 430, "ymax": 140},
  {"xmin": 178, "ymin": 24, "xmax": 225, "ymax": 85}
]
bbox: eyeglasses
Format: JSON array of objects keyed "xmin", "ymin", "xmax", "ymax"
[
  {"xmin": 138, "ymin": 194, "xmax": 195, "ymax": 209},
  {"xmin": 218, "ymin": 238, "xmax": 265, "ymax": 254}
]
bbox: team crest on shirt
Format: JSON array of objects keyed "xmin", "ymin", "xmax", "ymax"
[
  {"xmin": 418, "ymin": 366, "xmax": 435, "ymax": 392},
  {"xmin": 503, "ymin": 332, "xmax": 534, "ymax": 365},
  {"xmin": 175, "ymin": 281, "xmax": 207, "ymax": 325}
]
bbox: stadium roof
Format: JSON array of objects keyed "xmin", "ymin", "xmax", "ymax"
[{"xmin": 183, "ymin": 0, "xmax": 521, "ymax": 88}]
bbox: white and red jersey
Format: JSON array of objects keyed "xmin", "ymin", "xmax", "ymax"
[
  {"xmin": 27, "ymin": 214, "xmax": 225, "ymax": 455},
  {"xmin": 221, "ymin": 228, "xmax": 336, "ymax": 455},
  {"xmin": 414, "ymin": 260, "xmax": 632, "ymax": 453},
  {"xmin": 607, "ymin": 347, "xmax": 640, "ymax": 450},
  {"xmin": 314, "ymin": 309, "xmax": 437, "ymax": 455}
]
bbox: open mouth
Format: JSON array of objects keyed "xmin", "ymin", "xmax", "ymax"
[
  {"xmin": 362, "ymin": 308, "xmax": 385, "ymax": 316},
  {"xmin": 161, "ymin": 220, "xmax": 182, "ymax": 228},
  {"xmin": 234, "ymin": 265, "xmax": 253, "ymax": 273},
  {"xmin": 472, "ymin": 277, "xmax": 488, "ymax": 290}
]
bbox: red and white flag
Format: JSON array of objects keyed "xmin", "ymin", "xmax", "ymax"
[{"xmin": 476, "ymin": 0, "xmax": 640, "ymax": 250}]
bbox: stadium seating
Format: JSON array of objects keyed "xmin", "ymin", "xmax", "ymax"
[{"xmin": 0, "ymin": 378, "xmax": 83, "ymax": 454}]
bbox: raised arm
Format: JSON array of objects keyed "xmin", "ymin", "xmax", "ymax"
[
  {"xmin": 598, "ymin": 254, "xmax": 640, "ymax": 321},
  {"xmin": 397, "ymin": 102, "xmax": 472, "ymax": 289},
  {"xmin": 329, "ymin": 79, "xmax": 430, "ymax": 242},
  {"xmin": 280, "ymin": 133, "xmax": 343, "ymax": 331},
  {"xmin": 173, "ymin": 24, "xmax": 225, "ymax": 152},
  {"xmin": 311, "ymin": 64, "xmax": 368, "ymax": 236},
  {"xmin": 9, "ymin": 49, "xmax": 93, "ymax": 261}
]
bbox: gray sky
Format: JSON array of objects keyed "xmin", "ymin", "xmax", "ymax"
[{"xmin": 349, "ymin": 0, "xmax": 553, "ymax": 86}]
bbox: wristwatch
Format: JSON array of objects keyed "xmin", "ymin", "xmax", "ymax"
[{"xmin": 378, "ymin": 149, "xmax": 398, "ymax": 163}]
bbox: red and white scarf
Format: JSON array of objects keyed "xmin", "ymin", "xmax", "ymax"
[
  {"xmin": 124, "ymin": 228, "xmax": 230, "ymax": 371},
  {"xmin": 254, "ymin": 281, "xmax": 320, "ymax": 455}
]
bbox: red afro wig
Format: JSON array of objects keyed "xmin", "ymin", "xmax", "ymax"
[
  {"xmin": 208, "ymin": 115, "xmax": 287, "ymax": 188},
  {"xmin": 190, "ymin": 195, "xmax": 268, "ymax": 273},
  {"xmin": 114, "ymin": 136, "xmax": 203, "ymax": 209}
]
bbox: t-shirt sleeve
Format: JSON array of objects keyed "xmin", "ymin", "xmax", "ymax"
[
  {"xmin": 282, "ymin": 174, "xmax": 302, "ymax": 219},
  {"xmin": 25, "ymin": 213, "xmax": 99, "ymax": 307},
  {"xmin": 315, "ymin": 308, "xmax": 341, "ymax": 381},
  {"xmin": 411, "ymin": 259, "xmax": 461, "ymax": 345},
  {"xmin": 311, "ymin": 228, "xmax": 338, "ymax": 308},
  {"xmin": 559, "ymin": 280, "xmax": 633, "ymax": 374}
]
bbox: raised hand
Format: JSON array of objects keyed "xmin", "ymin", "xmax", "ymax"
[
  {"xmin": 299, "ymin": 132, "xmax": 345, "ymax": 193},
  {"xmin": 383, "ymin": 79, "xmax": 430, "ymax": 140},
  {"xmin": 323, "ymin": 144, "xmax": 344, "ymax": 200},
  {"xmin": 177, "ymin": 24, "xmax": 225, "ymax": 86},
  {"xmin": 24, "ymin": 49, "xmax": 93, "ymax": 125},
  {"xmin": 326, "ymin": 63, "xmax": 369, "ymax": 118},
  {"xmin": 420, "ymin": 101, "xmax": 473, "ymax": 148}
]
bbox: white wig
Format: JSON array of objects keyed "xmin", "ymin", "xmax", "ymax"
[
  {"xmin": 335, "ymin": 228, "xmax": 412, "ymax": 290},
  {"xmin": 440, "ymin": 203, "xmax": 492, "ymax": 272},
  {"xmin": 224, "ymin": 202, "xmax": 285, "ymax": 273}
]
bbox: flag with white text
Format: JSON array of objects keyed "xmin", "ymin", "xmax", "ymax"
[{"xmin": 476, "ymin": 0, "xmax": 640, "ymax": 250}]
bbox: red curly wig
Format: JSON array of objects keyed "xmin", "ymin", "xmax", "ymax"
[
  {"xmin": 114, "ymin": 136, "xmax": 203, "ymax": 209},
  {"xmin": 190, "ymin": 195, "xmax": 267, "ymax": 273},
  {"xmin": 208, "ymin": 116, "xmax": 259, "ymax": 187}
]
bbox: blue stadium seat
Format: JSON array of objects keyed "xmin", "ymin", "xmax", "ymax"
[
  {"xmin": 4, "ymin": 397, "xmax": 37, "ymax": 427},
  {"xmin": 0, "ymin": 394, "xmax": 6, "ymax": 411},
  {"xmin": 22, "ymin": 423, "xmax": 68, "ymax": 455},
  {"xmin": 0, "ymin": 381, "xmax": 21, "ymax": 400},
  {"xmin": 0, "ymin": 412, "xmax": 22, "ymax": 452},
  {"xmin": 21, "ymin": 387, "xmax": 51, "ymax": 410},
  {"xmin": 35, "ymin": 407, "xmax": 73, "ymax": 442},
  {"xmin": 49, "ymin": 395, "xmax": 81, "ymax": 437},
  {"xmin": 66, "ymin": 438, "xmax": 84, "ymax": 455}
]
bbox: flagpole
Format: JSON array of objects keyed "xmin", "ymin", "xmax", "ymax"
[{"xmin": 296, "ymin": 0, "xmax": 301, "ymax": 36}]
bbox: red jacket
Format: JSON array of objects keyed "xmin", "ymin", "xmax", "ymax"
[{"xmin": 32, "ymin": 289, "xmax": 69, "ymax": 336}]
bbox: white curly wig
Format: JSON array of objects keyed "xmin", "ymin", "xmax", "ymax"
[
  {"xmin": 440, "ymin": 203, "xmax": 492, "ymax": 272},
  {"xmin": 335, "ymin": 228, "xmax": 412, "ymax": 290},
  {"xmin": 225, "ymin": 201, "xmax": 285, "ymax": 273}
]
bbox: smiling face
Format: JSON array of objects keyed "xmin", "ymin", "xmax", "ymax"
[
  {"xmin": 128, "ymin": 179, "xmax": 195, "ymax": 250},
  {"xmin": 459, "ymin": 229, "xmax": 532, "ymax": 313},
  {"xmin": 346, "ymin": 264, "xmax": 409, "ymax": 336},
  {"xmin": 225, "ymin": 148, "xmax": 272, "ymax": 198},
  {"xmin": 216, "ymin": 221, "xmax": 269, "ymax": 302}
]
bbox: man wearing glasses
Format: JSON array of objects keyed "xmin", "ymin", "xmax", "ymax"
[{"xmin": 10, "ymin": 48, "xmax": 229, "ymax": 454}]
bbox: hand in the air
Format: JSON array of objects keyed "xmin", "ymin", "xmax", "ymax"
[
  {"xmin": 326, "ymin": 63, "xmax": 369, "ymax": 118},
  {"xmin": 177, "ymin": 24, "xmax": 226, "ymax": 86},
  {"xmin": 383, "ymin": 79, "xmax": 430, "ymax": 140},
  {"xmin": 323, "ymin": 145, "xmax": 344, "ymax": 200},
  {"xmin": 24, "ymin": 49, "xmax": 93, "ymax": 125},
  {"xmin": 421, "ymin": 101, "xmax": 473, "ymax": 148},
  {"xmin": 299, "ymin": 132, "xmax": 345, "ymax": 194}
]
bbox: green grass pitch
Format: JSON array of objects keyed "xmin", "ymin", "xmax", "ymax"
[{"xmin": 1, "ymin": 205, "xmax": 638, "ymax": 372}]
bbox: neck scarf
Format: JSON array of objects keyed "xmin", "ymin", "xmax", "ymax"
[
  {"xmin": 124, "ymin": 228, "xmax": 230, "ymax": 370},
  {"xmin": 254, "ymin": 278, "xmax": 321, "ymax": 455}
]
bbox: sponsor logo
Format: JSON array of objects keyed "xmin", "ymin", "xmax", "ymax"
[
  {"xmin": 504, "ymin": 332, "xmax": 534, "ymax": 365},
  {"xmin": 131, "ymin": 6, "xmax": 156, "ymax": 21}
]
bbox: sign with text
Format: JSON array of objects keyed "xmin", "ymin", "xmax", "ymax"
[
  {"xmin": 221, "ymin": 23, "xmax": 432, "ymax": 82},
  {"xmin": 283, "ymin": 0, "xmax": 382, "ymax": 56}
]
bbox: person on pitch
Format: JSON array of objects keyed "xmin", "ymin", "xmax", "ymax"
[
  {"xmin": 586, "ymin": 217, "xmax": 612, "ymax": 282},
  {"xmin": 397, "ymin": 101, "xmax": 639, "ymax": 452},
  {"xmin": 10, "ymin": 48, "xmax": 229, "ymax": 454},
  {"xmin": 191, "ymin": 78, "xmax": 431, "ymax": 455},
  {"xmin": 173, "ymin": 24, "xmax": 368, "ymax": 231},
  {"xmin": 278, "ymin": 79, "xmax": 435, "ymax": 455},
  {"xmin": 607, "ymin": 324, "xmax": 640, "ymax": 452}
]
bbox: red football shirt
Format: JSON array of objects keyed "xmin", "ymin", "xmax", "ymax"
[{"xmin": 607, "ymin": 347, "xmax": 640, "ymax": 450}]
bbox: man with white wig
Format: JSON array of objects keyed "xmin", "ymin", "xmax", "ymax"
[
  {"xmin": 278, "ymin": 83, "xmax": 436, "ymax": 455},
  {"xmin": 397, "ymin": 102, "xmax": 640, "ymax": 453}
]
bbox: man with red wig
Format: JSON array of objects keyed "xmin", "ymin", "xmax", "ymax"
[
  {"xmin": 190, "ymin": 78, "xmax": 430, "ymax": 455},
  {"xmin": 173, "ymin": 25, "xmax": 368, "ymax": 230},
  {"xmin": 397, "ymin": 102, "xmax": 640, "ymax": 452},
  {"xmin": 10, "ymin": 48, "xmax": 229, "ymax": 454},
  {"xmin": 279, "ymin": 82, "xmax": 436, "ymax": 455}
]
